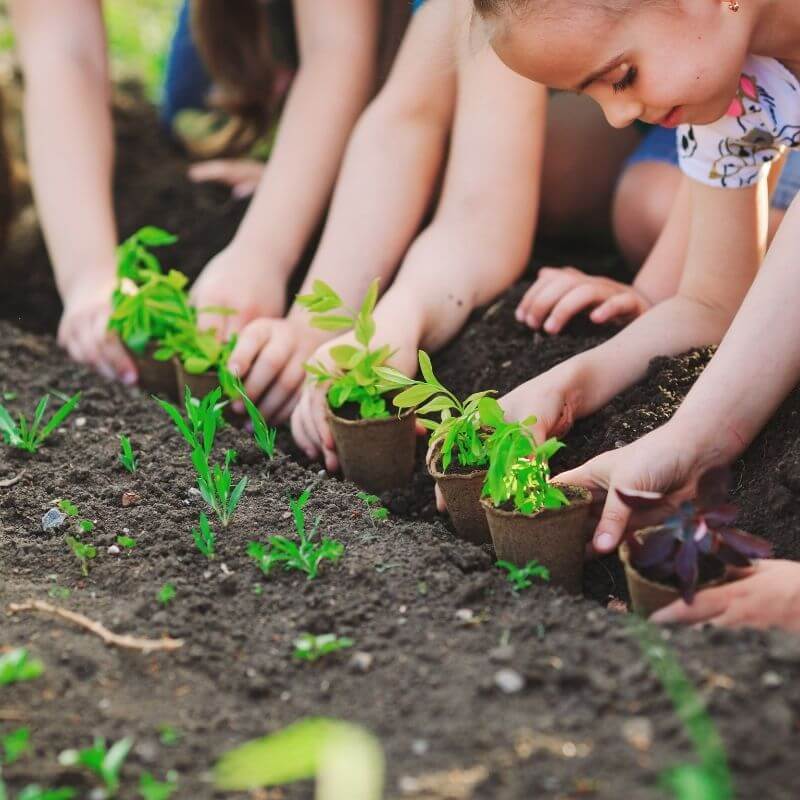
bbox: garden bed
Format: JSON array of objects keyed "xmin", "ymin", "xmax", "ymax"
[{"xmin": 2, "ymin": 96, "xmax": 800, "ymax": 799}]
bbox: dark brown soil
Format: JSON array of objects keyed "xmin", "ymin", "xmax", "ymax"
[{"xmin": 3, "ymin": 95, "xmax": 800, "ymax": 800}]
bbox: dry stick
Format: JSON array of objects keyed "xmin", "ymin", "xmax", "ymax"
[
  {"xmin": 8, "ymin": 600, "xmax": 184, "ymax": 653},
  {"xmin": 0, "ymin": 470, "xmax": 25, "ymax": 488}
]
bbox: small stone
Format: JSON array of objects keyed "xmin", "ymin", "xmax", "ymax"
[
  {"xmin": 762, "ymin": 670, "xmax": 783, "ymax": 688},
  {"xmin": 622, "ymin": 717, "xmax": 653, "ymax": 752},
  {"xmin": 188, "ymin": 487, "xmax": 202, "ymax": 498},
  {"xmin": 455, "ymin": 608, "xmax": 474, "ymax": 623},
  {"xmin": 107, "ymin": 545, "xmax": 121, "ymax": 555},
  {"xmin": 317, "ymin": 469, "xmax": 326, "ymax": 477},
  {"xmin": 281, "ymin": 511, "xmax": 292, "ymax": 520},
  {"xmin": 614, "ymin": 440, "xmax": 627, "ymax": 449},
  {"xmin": 494, "ymin": 668, "xmax": 525, "ymax": 694},
  {"xmin": 411, "ymin": 738, "xmax": 429, "ymax": 756},
  {"xmin": 74, "ymin": 417, "xmax": 87, "ymax": 428},
  {"xmin": 122, "ymin": 491, "xmax": 140, "ymax": 507},
  {"xmin": 349, "ymin": 652, "xmax": 374, "ymax": 673},
  {"xmin": 135, "ymin": 740, "xmax": 158, "ymax": 763},
  {"xmin": 488, "ymin": 645, "xmax": 515, "ymax": 664},
  {"xmin": 98, "ymin": 697, "xmax": 111, "ymax": 711},
  {"xmin": 90, "ymin": 789, "xmax": 106, "ymax": 800},
  {"xmin": 42, "ymin": 508, "xmax": 67, "ymax": 532},
  {"xmin": 280, "ymin": 691, "xmax": 291, "ymax": 702}
]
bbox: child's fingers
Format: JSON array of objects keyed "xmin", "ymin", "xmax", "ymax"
[
  {"xmin": 228, "ymin": 320, "xmax": 273, "ymax": 379},
  {"xmin": 310, "ymin": 390, "xmax": 338, "ymax": 472},
  {"xmin": 521, "ymin": 274, "xmax": 578, "ymax": 329},
  {"xmin": 291, "ymin": 393, "xmax": 320, "ymax": 459},
  {"xmin": 515, "ymin": 273, "xmax": 559, "ymax": 326},
  {"xmin": 98, "ymin": 326, "xmax": 136, "ymax": 386},
  {"xmin": 435, "ymin": 484, "xmax": 446, "ymax": 513},
  {"xmin": 258, "ymin": 360, "xmax": 306, "ymax": 422},
  {"xmin": 649, "ymin": 586, "xmax": 732, "ymax": 625},
  {"xmin": 543, "ymin": 284, "xmax": 605, "ymax": 334},
  {"xmin": 188, "ymin": 159, "xmax": 263, "ymax": 187},
  {"xmin": 232, "ymin": 180, "xmax": 260, "ymax": 200},
  {"xmin": 243, "ymin": 332, "xmax": 293, "ymax": 406},
  {"xmin": 272, "ymin": 388, "xmax": 302, "ymax": 426},
  {"xmin": 590, "ymin": 292, "xmax": 641, "ymax": 324}
]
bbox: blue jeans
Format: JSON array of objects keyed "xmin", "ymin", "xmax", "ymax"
[
  {"xmin": 626, "ymin": 125, "xmax": 800, "ymax": 210},
  {"xmin": 161, "ymin": 0, "xmax": 212, "ymax": 130}
]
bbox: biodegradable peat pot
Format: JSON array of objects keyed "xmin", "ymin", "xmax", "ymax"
[
  {"xmin": 126, "ymin": 344, "xmax": 177, "ymax": 399},
  {"xmin": 620, "ymin": 527, "xmax": 726, "ymax": 618},
  {"xmin": 480, "ymin": 486, "xmax": 592, "ymax": 594},
  {"xmin": 326, "ymin": 405, "xmax": 416, "ymax": 494},
  {"xmin": 426, "ymin": 443, "xmax": 490, "ymax": 546}
]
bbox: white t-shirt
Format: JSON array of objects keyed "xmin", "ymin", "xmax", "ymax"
[{"xmin": 678, "ymin": 55, "xmax": 800, "ymax": 188}]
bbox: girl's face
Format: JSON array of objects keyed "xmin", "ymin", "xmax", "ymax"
[{"xmin": 488, "ymin": 0, "xmax": 752, "ymax": 129}]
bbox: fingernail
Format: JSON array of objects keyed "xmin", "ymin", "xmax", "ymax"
[
  {"xmin": 515, "ymin": 308, "xmax": 524, "ymax": 322},
  {"xmin": 595, "ymin": 533, "xmax": 615, "ymax": 552},
  {"xmin": 543, "ymin": 318, "xmax": 556, "ymax": 333},
  {"xmin": 527, "ymin": 315, "xmax": 538, "ymax": 328},
  {"xmin": 232, "ymin": 401, "xmax": 245, "ymax": 414},
  {"xmin": 122, "ymin": 371, "xmax": 137, "ymax": 386}
]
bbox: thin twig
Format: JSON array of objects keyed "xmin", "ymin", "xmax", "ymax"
[
  {"xmin": 8, "ymin": 600, "xmax": 184, "ymax": 653},
  {"xmin": 0, "ymin": 470, "xmax": 25, "ymax": 488}
]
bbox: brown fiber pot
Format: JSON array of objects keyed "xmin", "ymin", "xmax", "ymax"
[
  {"xmin": 127, "ymin": 344, "xmax": 178, "ymax": 399},
  {"xmin": 619, "ymin": 527, "xmax": 726, "ymax": 618},
  {"xmin": 327, "ymin": 406, "xmax": 416, "ymax": 494},
  {"xmin": 480, "ymin": 486, "xmax": 592, "ymax": 594},
  {"xmin": 426, "ymin": 444, "xmax": 490, "ymax": 546}
]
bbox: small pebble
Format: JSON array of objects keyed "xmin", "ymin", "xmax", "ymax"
[
  {"xmin": 494, "ymin": 668, "xmax": 525, "ymax": 694},
  {"xmin": 455, "ymin": 608, "xmax": 474, "ymax": 623},
  {"xmin": 74, "ymin": 417, "xmax": 87, "ymax": 428},
  {"xmin": 762, "ymin": 670, "xmax": 783, "ymax": 688},
  {"xmin": 349, "ymin": 652, "xmax": 374, "ymax": 673},
  {"xmin": 622, "ymin": 717, "xmax": 653, "ymax": 752},
  {"xmin": 489, "ymin": 645, "xmax": 515, "ymax": 664},
  {"xmin": 107, "ymin": 545, "xmax": 121, "ymax": 555},
  {"xmin": 41, "ymin": 508, "xmax": 67, "ymax": 533},
  {"xmin": 411, "ymin": 738, "xmax": 429, "ymax": 756},
  {"xmin": 188, "ymin": 487, "xmax": 201, "ymax": 498}
]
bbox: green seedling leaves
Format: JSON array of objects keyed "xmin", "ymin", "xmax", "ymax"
[
  {"xmin": 15, "ymin": 787, "xmax": 76, "ymax": 800},
  {"xmin": 157, "ymin": 584, "xmax": 176, "ymax": 607},
  {"xmin": 119, "ymin": 435, "xmax": 138, "ymax": 473},
  {"xmin": 293, "ymin": 633, "xmax": 354, "ymax": 663},
  {"xmin": 214, "ymin": 717, "xmax": 384, "ymax": 799},
  {"xmin": 138, "ymin": 772, "xmax": 178, "ymax": 800},
  {"xmin": 155, "ymin": 324, "xmax": 236, "ymax": 385},
  {"xmin": 2, "ymin": 728, "xmax": 31, "ymax": 765},
  {"xmin": 0, "ymin": 393, "xmax": 80, "ymax": 454},
  {"xmin": 57, "ymin": 500, "xmax": 78, "ymax": 518},
  {"xmin": 296, "ymin": 280, "xmax": 342, "ymax": 314},
  {"xmin": 357, "ymin": 493, "xmax": 389, "ymax": 524},
  {"xmin": 230, "ymin": 378, "xmax": 276, "ymax": 459},
  {"xmin": 65, "ymin": 536, "xmax": 97, "ymax": 577},
  {"xmin": 192, "ymin": 513, "xmax": 216, "ymax": 559},
  {"xmin": 496, "ymin": 560, "xmax": 550, "ymax": 593},
  {"xmin": 59, "ymin": 736, "xmax": 133, "ymax": 798},
  {"xmin": 116, "ymin": 535, "xmax": 136, "ymax": 550},
  {"xmin": 157, "ymin": 726, "xmax": 181, "ymax": 747},
  {"xmin": 155, "ymin": 386, "xmax": 223, "ymax": 458},
  {"xmin": 192, "ymin": 448, "xmax": 247, "ymax": 528}
]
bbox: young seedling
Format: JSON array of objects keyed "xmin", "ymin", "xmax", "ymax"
[
  {"xmin": 191, "ymin": 447, "xmax": 247, "ymax": 529},
  {"xmin": 57, "ymin": 499, "xmax": 78, "ymax": 517},
  {"xmin": 497, "ymin": 560, "xmax": 550, "ymax": 593},
  {"xmin": 0, "ymin": 392, "xmax": 81, "ymax": 454},
  {"xmin": 1, "ymin": 649, "xmax": 45, "ymax": 686},
  {"xmin": 192, "ymin": 512, "xmax": 216, "ymax": 559},
  {"xmin": 155, "ymin": 385, "xmax": 224, "ymax": 458},
  {"xmin": 116, "ymin": 535, "xmax": 136, "ymax": 550},
  {"xmin": 293, "ymin": 633, "xmax": 354, "ymax": 663},
  {"xmin": 298, "ymin": 279, "xmax": 394, "ymax": 419},
  {"xmin": 377, "ymin": 350, "xmax": 496, "ymax": 471},
  {"xmin": 65, "ymin": 535, "xmax": 97, "ymax": 577},
  {"xmin": 231, "ymin": 378, "xmax": 276, "ymax": 459},
  {"xmin": 0, "ymin": 728, "xmax": 76, "ymax": 800},
  {"xmin": 13, "ymin": 788, "xmax": 76, "ymax": 800},
  {"xmin": 138, "ymin": 771, "xmax": 178, "ymax": 800},
  {"xmin": 2, "ymin": 728, "xmax": 30, "ymax": 765},
  {"xmin": 618, "ymin": 467, "xmax": 773, "ymax": 604},
  {"xmin": 59, "ymin": 736, "xmax": 133, "ymax": 798},
  {"xmin": 108, "ymin": 227, "xmax": 196, "ymax": 354},
  {"xmin": 154, "ymin": 323, "xmax": 237, "ymax": 388},
  {"xmin": 119, "ymin": 435, "xmax": 138, "ymax": 473},
  {"xmin": 480, "ymin": 398, "xmax": 569, "ymax": 515},
  {"xmin": 157, "ymin": 583, "xmax": 176, "ymax": 607},
  {"xmin": 247, "ymin": 490, "xmax": 344, "ymax": 581},
  {"xmin": 157, "ymin": 726, "xmax": 181, "ymax": 747},
  {"xmin": 357, "ymin": 492, "xmax": 389, "ymax": 524}
]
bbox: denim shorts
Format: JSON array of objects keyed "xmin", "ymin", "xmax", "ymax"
[{"xmin": 625, "ymin": 124, "xmax": 800, "ymax": 210}]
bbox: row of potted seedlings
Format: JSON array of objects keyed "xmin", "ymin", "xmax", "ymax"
[
  {"xmin": 106, "ymin": 229, "xmax": 776, "ymax": 615},
  {"xmin": 297, "ymin": 280, "xmax": 775, "ymax": 612}
]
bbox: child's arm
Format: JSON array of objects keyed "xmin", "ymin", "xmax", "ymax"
[
  {"xmin": 516, "ymin": 175, "xmax": 691, "ymax": 333},
  {"xmin": 557, "ymin": 186, "xmax": 800, "ymax": 553},
  {"xmin": 291, "ymin": 40, "xmax": 548, "ymax": 468},
  {"xmin": 501, "ymin": 177, "xmax": 766, "ymax": 447},
  {"xmin": 191, "ymin": 0, "xmax": 381, "ymax": 336},
  {"xmin": 228, "ymin": 0, "xmax": 460, "ymax": 422},
  {"xmin": 10, "ymin": 0, "xmax": 133, "ymax": 381}
]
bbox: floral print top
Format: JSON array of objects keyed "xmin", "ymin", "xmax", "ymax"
[{"xmin": 678, "ymin": 55, "xmax": 800, "ymax": 188}]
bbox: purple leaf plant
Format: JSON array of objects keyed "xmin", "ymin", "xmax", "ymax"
[{"xmin": 617, "ymin": 466, "xmax": 773, "ymax": 604}]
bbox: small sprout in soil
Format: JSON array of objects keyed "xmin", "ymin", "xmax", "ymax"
[
  {"xmin": 108, "ymin": 226, "xmax": 195, "ymax": 354},
  {"xmin": 157, "ymin": 726, "xmax": 181, "ymax": 747},
  {"xmin": 1, "ymin": 391, "xmax": 16, "ymax": 401},
  {"xmin": 298, "ymin": 279, "xmax": 394, "ymax": 420},
  {"xmin": 497, "ymin": 559, "xmax": 550, "ymax": 593},
  {"xmin": 48, "ymin": 585, "xmax": 71, "ymax": 601},
  {"xmin": 157, "ymin": 583, "xmax": 176, "ymax": 607},
  {"xmin": 377, "ymin": 350, "xmax": 496, "ymax": 472},
  {"xmin": 66, "ymin": 535, "xmax": 97, "ymax": 577},
  {"xmin": 635, "ymin": 620, "xmax": 733, "ymax": 800},
  {"xmin": 293, "ymin": 633, "xmax": 354, "ymax": 663},
  {"xmin": 192, "ymin": 447, "xmax": 247, "ymax": 529},
  {"xmin": 247, "ymin": 489, "xmax": 343, "ymax": 581},
  {"xmin": 78, "ymin": 519, "xmax": 94, "ymax": 535},
  {"xmin": 617, "ymin": 466, "xmax": 773, "ymax": 604},
  {"xmin": 57, "ymin": 499, "xmax": 79, "ymax": 517},
  {"xmin": 59, "ymin": 736, "xmax": 133, "ymax": 798},
  {"xmin": 116, "ymin": 535, "xmax": 136, "ymax": 550},
  {"xmin": 481, "ymin": 398, "xmax": 569, "ymax": 515},
  {"xmin": 119, "ymin": 435, "xmax": 138, "ymax": 473},
  {"xmin": 357, "ymin": 492, "xmax": 389, "ymax": 523},
  {"xmin": 14, "ymin": 788, "xmax": 76, "ymax": 800},
  {"xmin": 138, "ymin": 771, "xmax": 178, "ymax": 800},
  {"xmin": 0, "ymin": 392, "xmax": 81, "ymax": 454},
  {"xmin": 2, "ymin": 727, "xmax": 31, "ymax": 765},
  {"xmin": 192, "ymin": 512, "xmax": 216, "ymax": 559},
  {"xmin": 231, "ymin": 377, "xmax": 276, "ymax": 459},
  {"xmin": 155, "ymin": 386, "xmax": 224, "ymax": 458}
]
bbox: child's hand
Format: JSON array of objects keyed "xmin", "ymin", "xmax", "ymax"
[
  {"xmin": 188, "ymin": 159, "xmax": 265, "ymax": 200},
  {"xmin": 58, "ymin": 281, "xmax": 135, "ymax": 384},
  {"xmin": 516, "ymin": 266, "xmax": 651, "ymax": 334},
  {"xmin": 190, "ymin": 244, "xmax": 287, "ymax": 340},
  {"xmin": 228, "ymin": 316, "xmax": 330, "ymax": 424},
  {"xmin": 651, "ymin": 560, "xmax": 800, "ymax": 632}
]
